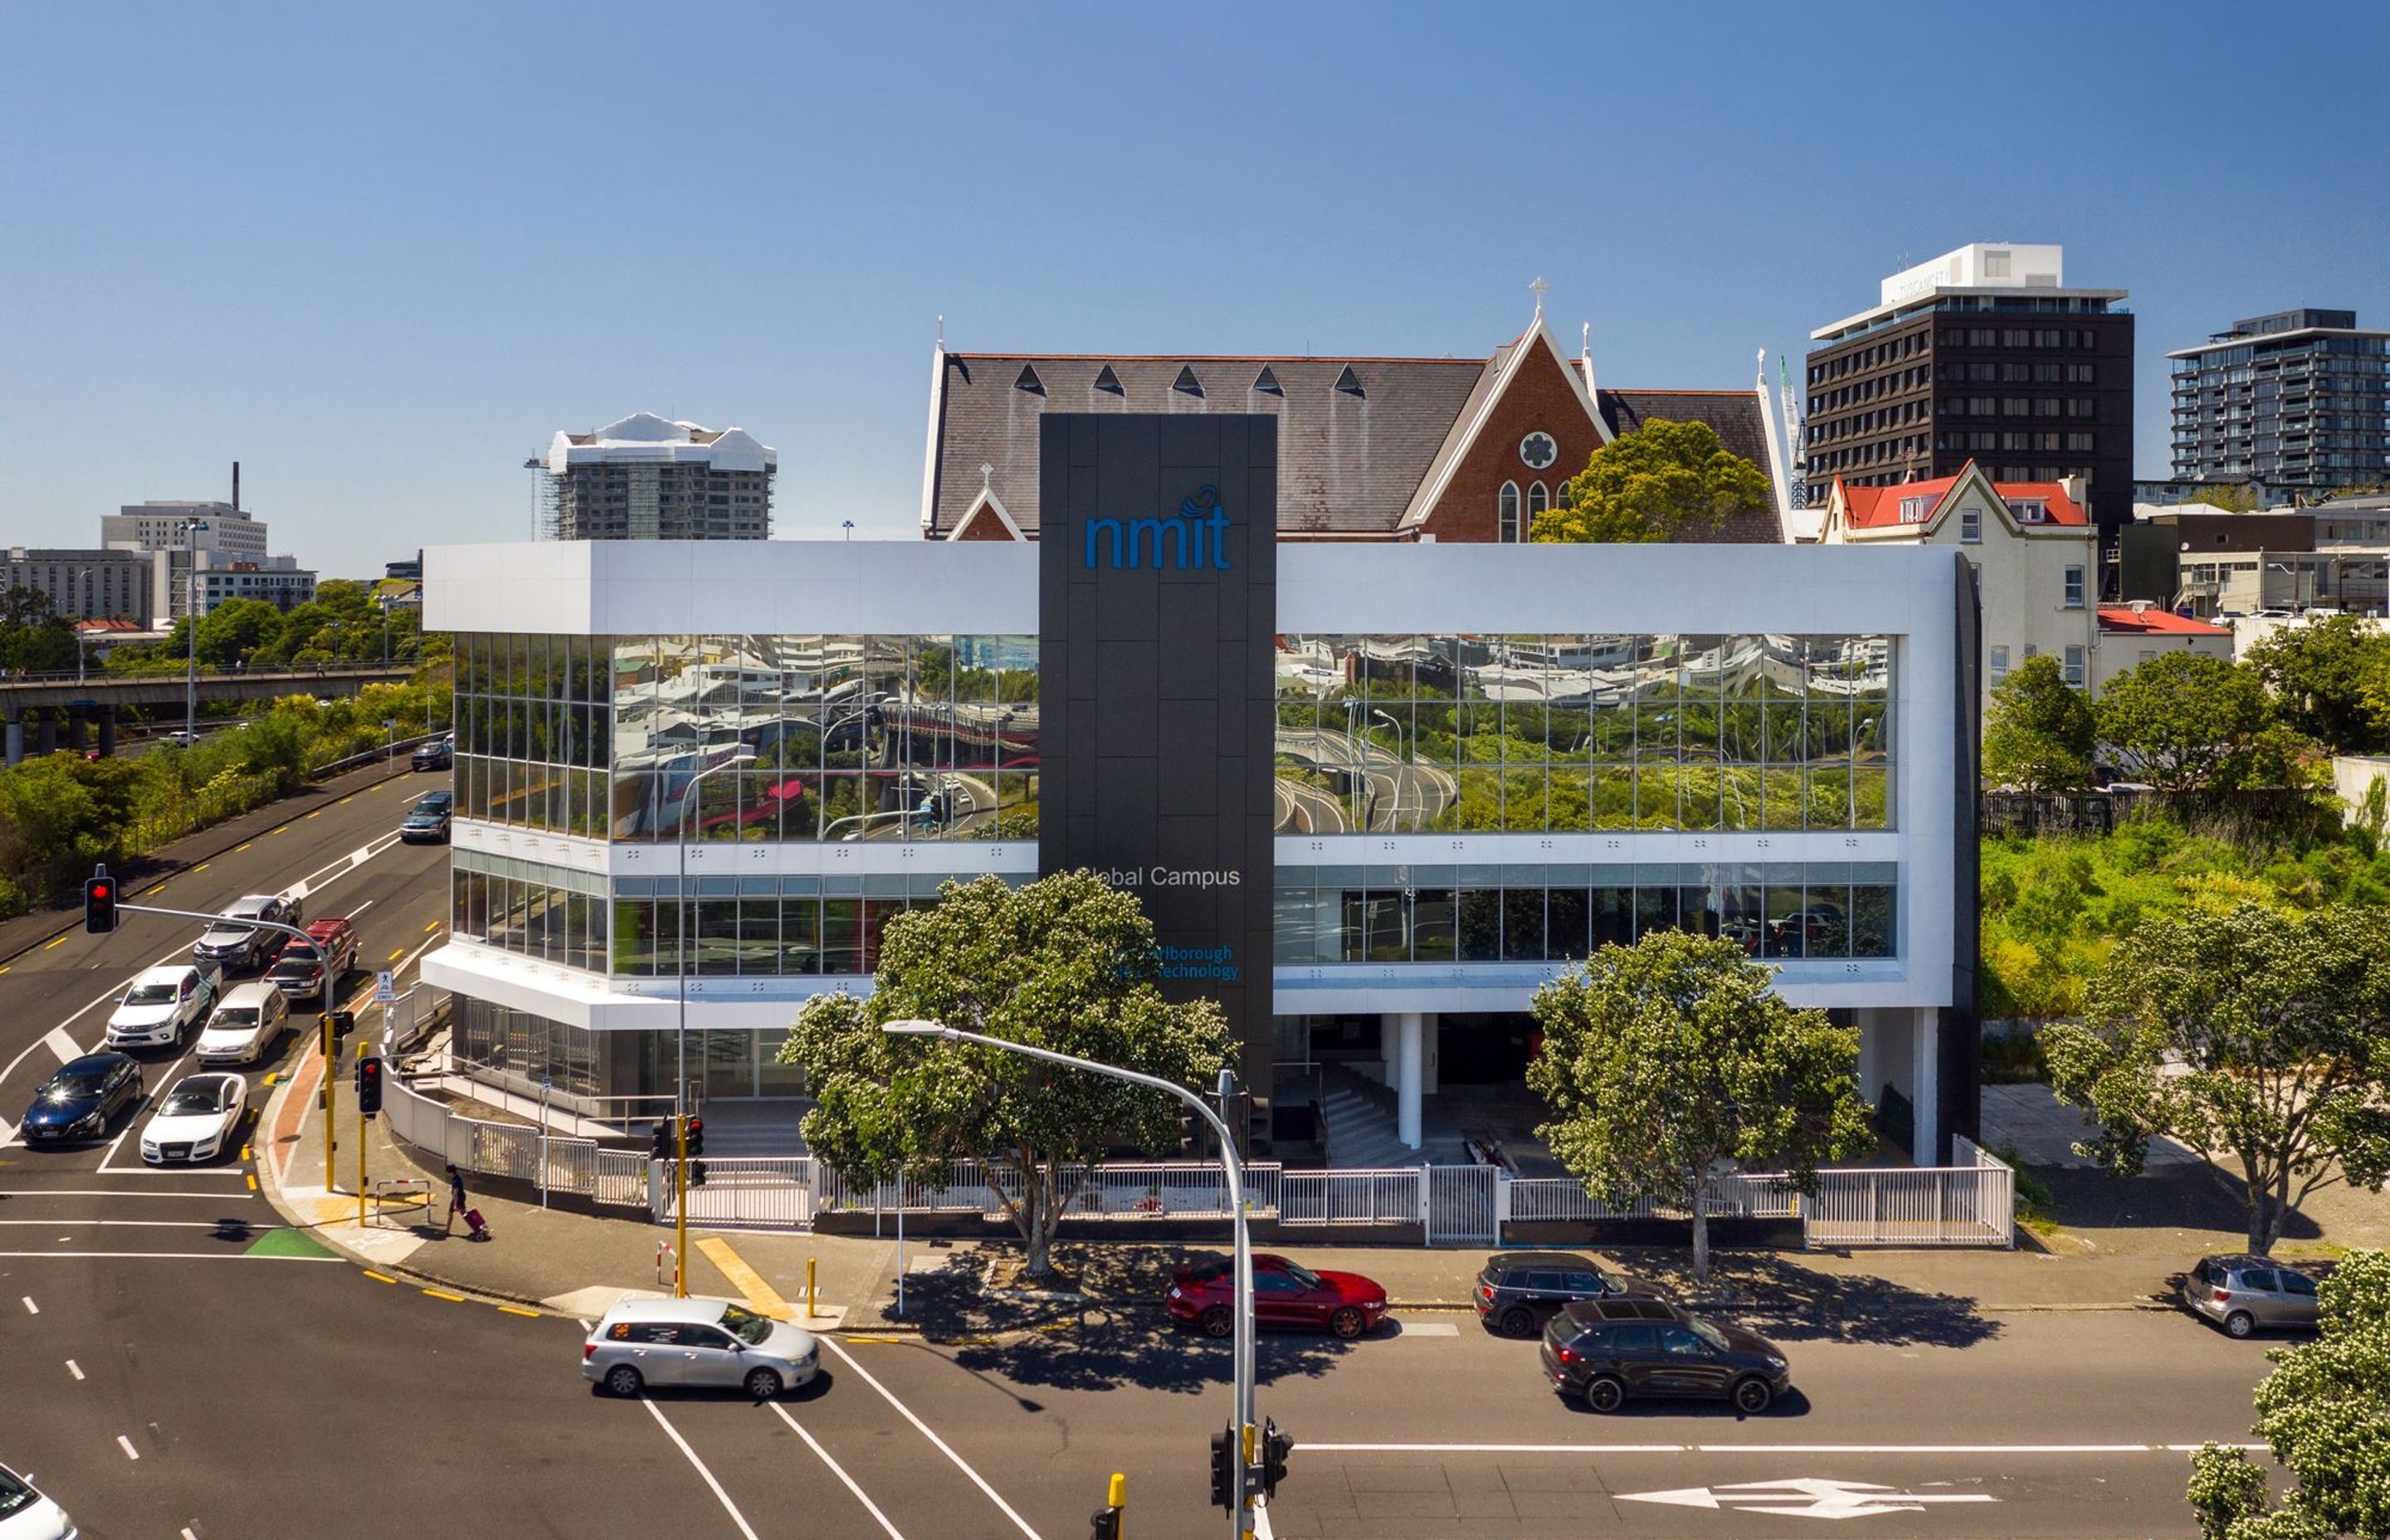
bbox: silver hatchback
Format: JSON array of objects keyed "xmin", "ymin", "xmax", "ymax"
[
  {"xmin": 583, "ymin": 1296, "xmax": 818, "ymax": 1399},
  {"xmin": 2183, "ymin": 1255, "xmax": 2319, "ymax": 1338}
]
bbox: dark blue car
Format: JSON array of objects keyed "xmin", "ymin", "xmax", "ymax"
[{"xmin": 21, "ymin": 1052, "xmax": 143, "ymax": 1144}]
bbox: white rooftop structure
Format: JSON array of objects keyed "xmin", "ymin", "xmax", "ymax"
[
  {"xmin": 545, "ymin": 413, "xmax": 777, "ymax": 474},
  {"xmin": 1813, "ymin": 243, "xmax": 2129, "ymax": 340}
]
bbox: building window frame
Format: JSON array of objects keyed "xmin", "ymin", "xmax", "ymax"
[
  {"xmin": 1497, "ymin": 482, "xmax": 1522, "ymax": 543},
  {"xmin": 1959, "ymin": 509, "xmax": 1982, "ymax": 543},
  {"xmin": 1989, "ymin": 644, "xmax": 2010, "ymax": 681},
  {"xmin": 2062, "ymin": 645, "xmax": 2085, "ymax": 687},
  {"xmin": 2062, "ymin": 566, "xmax": 2085, "ymax": 608}
]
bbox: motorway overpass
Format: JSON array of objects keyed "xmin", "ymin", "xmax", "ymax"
[{"xmin": 0, "ymin": 664, "xmax": 415, "ymax": 763}]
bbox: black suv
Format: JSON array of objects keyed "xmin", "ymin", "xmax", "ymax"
[
  {"xmin": 1474, "ymin": 1252, "xmax": 1652, "ymax": 1338},
  {"xmin": 1539, "ymin": 1298, "xmax": 1792, "ymax": 1415}
]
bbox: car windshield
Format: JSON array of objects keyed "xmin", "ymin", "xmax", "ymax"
[
  {"xmin": 44, "ymin": 1075, "xmax": 104, "ymax": 1099},
  {"xmin": 163, "ymin": 1085, "xmax": 222, "ymax": 1114},
  {"xmin": 204, "ymin": 922, "xmax": 255, "ymax": 937},
  {"xmin": 1279, "ymin": 1262, "xmax": 1324, "ymax": 1291},
  {"xmin": 0, "ymin": 1467, "xmax": 30, "ymax": 1513},
  {"xmin": 1687, "ymin": 1316, "xmax": 1733, "ymax": 1352},
  {"xmin": 269, "ymin": 955, "xmax": 317, "ymax": 973},
  {"xmin": 719, "ymin": 1304, "xmax": 774, "ymax": 1346},
  {"xmin": 210, "ymin": 1008, "xmax": 260, "ymax": 1028},
  {"xmin": 125, "ymin": 982, "xmax": 179, "ymax": 1004}
]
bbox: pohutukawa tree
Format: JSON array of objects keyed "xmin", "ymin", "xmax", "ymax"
[
  {"xmin": 1525, "ymin": 929, "xmax": 1874, "ymax": 1281},
  {"xmin": 777, "ymin": 871, "xmax": 1232, "ymax": 1279}
]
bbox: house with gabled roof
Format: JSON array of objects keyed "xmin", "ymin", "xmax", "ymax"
[
  {"xmin": 1818, "ymin": 461, "xmax": 2097, "ymax": 705},
  {"xmin": 922, "ymin": 298, "xmax": 1792, "ymax": 545}
]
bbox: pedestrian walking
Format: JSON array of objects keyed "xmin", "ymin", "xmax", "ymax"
[{"xmin": 444, "ymin": 1162, "xmax": 468, "ymax": 1234}]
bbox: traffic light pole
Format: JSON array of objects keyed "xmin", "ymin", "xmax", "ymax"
[
  {"xmin": 674, "ymin": 1113, "xmax": 689, "ymax": 1299},
  {"xmin": 882, "ymin": 1021, "xmax": 1258, "ymax": 1538}
]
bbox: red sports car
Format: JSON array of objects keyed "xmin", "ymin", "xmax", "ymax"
[{"xmin": 1166, "ymin": 1254, "xmax": 1390, "ymax": 1341}]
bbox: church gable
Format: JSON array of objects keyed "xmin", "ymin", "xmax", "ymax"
[{"xmin": 1412, "ymin": 332, "xmax": 1606, "ymax": 543}]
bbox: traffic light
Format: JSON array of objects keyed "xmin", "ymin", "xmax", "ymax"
[
  {"xmin": 355, "ymin": 1055, "xmax": 384, "ymax": 1116},
  {"xmin": 83, "ymin": 875, "xmax": 116, "ymax": 935},
  {"xmin": 1208, "ymin": 1425, "xmax": 1236, "ymax": 1511},
  {"xmin": 650, "ymin": 1123, "xmax": 671, "ymax": 1161},
  {"xmin": 331, "ymin": 1010, "xmax": 356, "ymax": 1040},
  {"xmin": 1260, "ymin": 1418, "xmax": 1292, "ymax": 1498},
  {"xmin": 685, "ymin": 1117, "xmax": 705, "ymax": 1158}
]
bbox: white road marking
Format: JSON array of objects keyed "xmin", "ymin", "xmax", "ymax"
[
  {"xmin": 766, "ymin": 1400, "xmax": 908, "ymax": 1540},
  {"xmin": 1625, "ymin": 1478, "xmax": 1998, "ymax": 1518},
  {"xmin": 66, "ymin": 1359, "xmax": 83, "ymax": 1380},
  {"xmin": 1303, "ymin": 1441, "xmax": 2270, "ymax": 1455},
  {"xmin": 116, "ymin": 1435, "xmax": 139, "ymax": 1460},
  {"xmin": 44, "ymin": 1027, "xmax": 80, "ymax": 1063},
  {"xmin": 637, "ymin": 1397, "xmax": 762, "ymax": 1540},
  {"xmin": 819, "ymin": 1337, "xmax": 1045, "ymax": 1540},
  {"xmin": 1252, "ymin": 1497, "xmax": 1276, "ymax": 1540},
  {"xmin": 1395, "ymin": 1321, "xmax": 1460, "ymax": 1338},
  {"xmin": 20, "ymin": 1295, "xmax": 36, "ymax": 1314},
  {"xmin": 0, "ymin": 1250, "xmax": 337, "ymax": 1262}
]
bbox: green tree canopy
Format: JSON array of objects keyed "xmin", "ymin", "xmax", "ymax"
[
  {"xmin": 1525, "ymin": 929, "xmax": 1874, "ymax": 1279},
  {"xmin": 2247, "ymin": 613, "xmax": 2390, "ymax": 755},
  {"xmin": 1530, "ymin": 418, "xmax": 1773, "ymax": 543},
  {"xmin": 2189, "ymin": 1248, "xmax": 2390, "ymax": 1540},
  {"xmin": 2181, "ymin": 484, "xmax": 2265, "ymax": 514},
  {"xmin": 777, "ymin": 872, "xmax": 1234, "ymax": 1277},
  {"xmin": 195, "ymin": 598, "xmax": 286, "ymax": 667},
  {"xmin": 1984, "ymin": 655, "xmax": 2096, "ymax": 791},
  {"xmin": 2046, "ymin": 901, "xmax": 2390, "ymax": 1255},
  {"xmin": 2097, "ymin": 652, "xmax": 2273, "ymax": 791}
]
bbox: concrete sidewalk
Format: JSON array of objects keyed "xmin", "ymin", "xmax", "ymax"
[{"xmin": 255, "ymin": 1074, "xmax": 2201, "ymax": 1337}]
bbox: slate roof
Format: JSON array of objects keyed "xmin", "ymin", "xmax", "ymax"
[{"xmin": 925, "ymin": 347, "xmax": 1783, "ymax": 543}]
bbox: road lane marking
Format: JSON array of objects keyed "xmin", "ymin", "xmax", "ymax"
[
  {"xmin": 246, "ymin": 1173, "xmax": 256, "ymax": 1190},
  {"xmin": 44, "ymin": 1027, "xmax": 81, "ymax": 1063},
  {"xmin": 305, "ymin": 811, "xmax": 322, "ymax": 820},
  {"xmin": 42, "ymin": 938, "xmax": 65, "ymax": 950},
  {"xmin": 819, "ymin": 1336, "xmax": 1046, "ymax": 1540},
  {"xmin": 235, "ymin": 842, "xmax": 251, "ymax": 852},
  {"xmin": 423, "ymin": 921, "xmax": 439, "ymax": 933},
  {"xmin": 117, "ymin": 1435, "xmax": 139, "ymax": 1460},
  {"xmin": 21, "ymin": 1296, "xmax": 35, "ymax": 1314},
  {"xmin": 193, "ymin": 863, "xmax": 210, "ymax": 873},
  {"xmin": 694, "ymin": 1236, "xmax": 797, "ymax": 1320},
  {"xmin": 637, "ymin": 1398, "xmax": 763, "ymax": 1540},
  {"xmin": 423, "ymin": 1288, "xmax": 465, "ymax": 1302},
  {"xmin": 387, "ymin": 948, "xmax": 403, "ymax": 962},
  {"xmin": 766, "ymin": 1399, "xmax": 908, "ymax": 1540},
  {"xmin": 498, "ymin": 1304, "xmax": 539, "ymax": 1318},
  {"xmin": 1624, "ymin": 1479, "xmax": 1997, "ymax": 1518},
  {"xmin": 66, "ymin": 1360, "xmax": 83, "ymax": 1380},
  {"xmin": 363, "ymin": 1270, "xmax": 398, "ymax": 1284},
  {"xmin": 338, "ymin": 797, "xmax": 354, "ymax": 805}
]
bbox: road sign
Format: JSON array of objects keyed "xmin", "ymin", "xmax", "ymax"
[
  {"xmin": 373, "ymin": 970, "xmax": 397, "ymax": 1003},
  {"xmin": 1620, "ymin": 1479, "xmax": 1999, "ymax": 1519}
]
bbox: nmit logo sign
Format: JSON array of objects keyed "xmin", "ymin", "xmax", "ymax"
[{"xmin": 1082, "ymin": 483, "xmax": 1233, "ymax": 570}]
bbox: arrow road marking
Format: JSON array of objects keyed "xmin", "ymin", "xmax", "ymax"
[{"xmin": 1622, "ymin": 1478, "xmax": 1998, "ymax": 1520}]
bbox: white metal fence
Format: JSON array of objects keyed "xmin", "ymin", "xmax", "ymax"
[
  {"xmin": 1804, "ymin": 1138, "xmax": 2014, "ymax": 1248},
  {"xmin": 655, "ymin": 1157, "xmax": 816, "ymax": 1229}
]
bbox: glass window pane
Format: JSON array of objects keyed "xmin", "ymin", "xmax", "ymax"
[
  {"xmin": 1410, "ymin": 885, "xmax": 1456, "ymax": 962},
  {"xmin": 1852, "ymin": 885, "xmax": 1896, "ymax": 957},
  {"xmin": 1502, "ymin": 887, "xmax": 1545, "ymax": 961},
  {"xmin": 1459, "ymin": 888, "xmax": 1501, "ymax": 961}
]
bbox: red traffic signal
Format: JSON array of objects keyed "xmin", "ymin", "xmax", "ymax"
[
  {"xmin": 355, "ymin": 1055, "xmax": 385, "ymax": 1116},
  {"xmin": 685, "ymin": 1116, "xmax": 705, "ymax": 1159},
  {"xmin": 84, "ymin": 875, "xmax": 117, "ymax": 935}
]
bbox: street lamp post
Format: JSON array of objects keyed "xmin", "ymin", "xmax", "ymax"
[
  {"xmin": 181, "ymin": 519, "xmax": 209, "ymax": 742},
  {"xmin": 881, "ymin": 1019, "xmax": 1259, "ymax": 1537},
  {"xmin": 671, "ymin": 746, "xmax": 755, "ymax": 1294},
  {"xmin": 71, "ymin": 568, "xmax": 95, "ymax": 685}
]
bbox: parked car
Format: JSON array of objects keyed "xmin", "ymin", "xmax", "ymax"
[
  {"xmin": 399, "ymin": 790, "xmax": 452, "ymax": 844},
  {"xmin": 583, "ymin": 1296, "xmax": 819, "ymax": 1400},
  {"xmin": 412, "ymin": 736, "xmax": 453, "ymax": 772},
  {"xmin": 1539, "ymin": 1298, "xmax": 1792, "ymax": 1415},
  {"xmin": 264, "ymin": 919, "xmax": 359, "ymax": 1000},
  {"xmin": 102, "ymin": 963, "xmax": 217, "ymax": 1050},
  {"xmin": 1166, "ymin": 1254, "xmax": 1389, "ymax": 1341},
  {"xmin": 2183, "ymin": 1255, "xmax": 2320, "ymax": 1338},
  {"xmin": 195, "ymin": 982, "xmax": 290, "ymax": 1066},
  {"xmin": 139, "ymin": 1072, "xmax": 249, "ymax": 1165},
  {"xmin": 1474, "ymin": 1252, "xmax": 1653, "ymax": 1338},
  {"xmin": 193, "ymin": 894, "xmax": 302, "ymax": 972},
  {"xmin": 18, "ymin": 1053, "xmax": 143, "ymax": 1146},
  {"xmin": 0, "ymin": 1460, "xmax": 76, "ymax": 1540}
]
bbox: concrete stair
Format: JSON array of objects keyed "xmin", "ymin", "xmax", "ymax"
[{"xmin": 1319, "ymin": 1066, "xmax": 1422, "ymax": 1168}]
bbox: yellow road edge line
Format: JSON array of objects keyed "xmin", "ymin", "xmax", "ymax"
[
  {"xmin": 268, "ymin": 827, "xmax": 286, "ymax": 836},
  {"xmin": 363, "ymin": 1270, "xmax": 398, "ymax": 1284},
  {"xmin": 245, "ymin": 1173, "xmax": 257, "ymax": 1191},
  {"xmin": 423, "ymin": 1288, "xmax": 466, "ymax": 1303},
  {"xmin": 387, "ymin": 949, "xmax": 404, "ymax": 962},
  {"xmin": 497, "ymin": 1304, "xmax": 539, "ymax": 1318},
  {"xmin": 304, "ymin": 811, "xmax": 322, "ymax": 820},
  {"xmin": 337, "ymin": 796, "xmax": 354, "ymax": 805},
  {"xmin": 844, "ymin": 1335, "xmax": 904, "ymax": 1344},
  {"xmin": 423, "ymin": 922, "xmax": 439, "ymax": 933},
  {"xmin": 0, "ymin": 966, "xmax": 11, "ymax": 975},
  {"xmin": 42, "ymin": 938, "xmax": 65, "ymax": 950},
  {"xmin": 691, "ymin": 1236, "xmax": 797, "ymax": 1323},
  {"xmin": 234, "ymin": 842, "xmax": 252, "ymax": 852},
  {"xmin": 262, "ymin": 1072, "xmax": 278, "ymax": 1086},
  {"xmin": 192, "ymin": 862, "xmax": 210, "ymax": 872}
]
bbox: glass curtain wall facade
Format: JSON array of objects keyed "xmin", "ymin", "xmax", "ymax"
[{"xmin": 1274, "ymin": 634, "xmax": 1892, "ymax": 834}]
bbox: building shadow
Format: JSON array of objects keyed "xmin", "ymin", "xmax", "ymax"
[
  {"xmin": 2032, "ymin": 1160, "xmax": 2323, "ymax": 1243},
  {"xmin": 1603, "ymin": 1249, "xmax": 2002, "ymax": 1348}
]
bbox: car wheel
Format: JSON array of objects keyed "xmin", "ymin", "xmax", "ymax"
[
  {"xmin": 1731, "ymin": 1376, "xmax": 1775, "ymax": 1415},
  {"xmin": 1329, "ymin": 1307, "xmax": 1367, "ymax": 1340},
  {"xmin": 1583, "ymin": 1376, "xmax": 1627, "ymax": 1414},
  {"xmin": 603, "ymin": 1364, "xmax": 644, "ymax": 1397},
  {"xmin": 2224, "ymin": 1310, "xmax": 2256, "ymax": 1339},
  {"xmin": 1200, "ymin": 1305, "xmax": 1233, "ymax": 1339},
  {"xmin": 743, "ymin": 1367, "xmax": 782, "ymax": 1401},
  {"xmin": 1499, "ymin": 1305, "xmax": 1537, "ymax": 1338}
]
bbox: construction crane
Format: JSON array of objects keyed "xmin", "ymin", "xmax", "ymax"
[{"xmin": 1778, "ymin": 355, "xmax": 1808, "ymax": 511}]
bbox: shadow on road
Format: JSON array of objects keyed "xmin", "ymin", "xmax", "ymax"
[
  {"xmin": 1563, "ymin": 1386, "xmax": 1814, "ymax": 1420},
  {"xmin": 2034, "ymin": 1160, "xmax": 2322, "ymax": 1243},
  {"xmin": 1605, "ymin": 1250, "xmax": 2002, "ymax": 1349}
]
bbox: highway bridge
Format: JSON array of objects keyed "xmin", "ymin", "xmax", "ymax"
[{"xmin": 0, "ymin": 663, "xmax": 415, "ymax": 763}]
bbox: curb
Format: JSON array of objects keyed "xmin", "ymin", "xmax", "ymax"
[{"xmin": 0, "ymin": 755, "xmax": 429, "ymax": 967}]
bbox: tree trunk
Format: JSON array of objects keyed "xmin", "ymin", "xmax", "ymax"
[
  {"xmin": 1023, "ymin": 1162, "xmax": 1054, "ymax": 1278},
  {"xmin": 2241, "ymin": 1157, "xmax": 2280, "ymax": 1257},
  {"xmin": 1690, "ymin": 1179, "xmax": 1712, "ymax": 1284}
]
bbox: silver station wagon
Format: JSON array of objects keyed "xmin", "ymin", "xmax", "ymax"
[{"xmin": 583, "ymin": 1295, "xmax": 818, "ymax": 1400}]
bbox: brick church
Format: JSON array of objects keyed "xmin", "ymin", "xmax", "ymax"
[{"xmin": 919, "ymin": 297, "xmax": 1792, "ymax": 545}]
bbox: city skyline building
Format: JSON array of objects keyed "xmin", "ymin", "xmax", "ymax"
[
  {"xmin": 542, "ymin": 413, "xmax": 777, "ymax": 541},
  {"xmin": 2167, "ymin": 308, "xmax": 2390, "ymax": 490}
]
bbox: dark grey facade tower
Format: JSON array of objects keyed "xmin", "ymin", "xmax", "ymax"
[
  {"xmin": 2168, "ymin": 309, "xmax": 2390, "ymax": 490},
  {"xmin": 1036, "ymin": 413, "xmax": 1279, "ymax": 1102}
]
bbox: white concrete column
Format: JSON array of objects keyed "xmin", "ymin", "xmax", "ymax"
[
  {"xmin": 1395, "ymin": 1011, "xmax": 1424, "ymax": 1151},
  {"xmin": 1913, "ymin": 1006, "xmax": 1941, "ymax": 1165}
]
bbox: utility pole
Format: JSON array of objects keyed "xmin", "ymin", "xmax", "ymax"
[{"xmin": 181, "ymin": 518, "xmax": 209, "ymax": 743}]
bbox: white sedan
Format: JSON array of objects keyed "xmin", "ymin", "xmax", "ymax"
[{"xmin": 139, "ymin": 1074, "xmax": 247, "ymax": 1166}]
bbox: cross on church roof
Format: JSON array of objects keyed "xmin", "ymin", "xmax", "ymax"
[{"xmin": 1530, "ymin": 276, "xmax": 1548, "ymax": 320}]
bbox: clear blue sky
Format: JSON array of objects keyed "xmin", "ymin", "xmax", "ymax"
[{"xmin": 4, "ymin": 0, "xmax": 2386, "ymax": 577}]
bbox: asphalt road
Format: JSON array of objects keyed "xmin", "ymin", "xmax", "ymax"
[{"xmin": 0, "ymin": 768, "xmax": 2283, "ymax": 1538}]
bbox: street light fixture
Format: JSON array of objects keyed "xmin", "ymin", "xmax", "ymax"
[
  {"xmin": 670, "ymin": 745, "xmax": 756, "ymax": 1294},
  {"xmin": 880, "ymin": 1018, "xmax": 1260, "ymax": 1536}
]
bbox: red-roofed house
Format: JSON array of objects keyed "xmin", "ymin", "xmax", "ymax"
[
  {"xmin": 1817, "ymin": 461, "xmax": 2096, "ymax": 705},
  {"xmin": 2091, "ymin": 602, "xmax": 2232, "ymax": 694}
]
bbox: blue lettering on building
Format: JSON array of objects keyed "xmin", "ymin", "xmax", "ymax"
[{"xmin": 1084, "ymin": 483, "xmax": 1234, "ymax": 571}]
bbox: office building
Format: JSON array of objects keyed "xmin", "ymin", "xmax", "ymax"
[
  {"xmin": 150, "ymin": 551, "xmax": 317, "ymax": 624},
  {"xmin": 425, "ymin": 418, "xmax": 1981, "ymax": 1164},
  {"xmin": 543, "ymin": 414, "xmax": 777, "ymax": 541},
  {"xmin": 2168, "ymin": 309, "xmax": 2390, "ymax": 490},
  {"xmin": 2119, "ymin": 507, "xmax": 2389, "ymax": 620},
  {"xmin": 2092, "ymin": 605, "xmax": 2233, "ymax": 694},
  {"xmin": 101, "ymin": 500, "xmax": 271, "ymax": 564},
  {"xmin": 1, "ymin": 548, "xmax": 154, "ymax": 621},
  {"xmin": 1806, "ymin": 244, "xmax": 2134, "ymax": 588}
]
